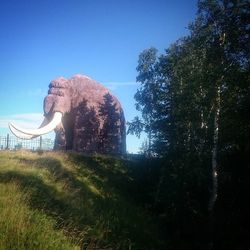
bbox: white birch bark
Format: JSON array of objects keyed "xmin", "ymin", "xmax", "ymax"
[{"xmin": 208, "ymin": 85, "xmax": 221, "ymax": 211}]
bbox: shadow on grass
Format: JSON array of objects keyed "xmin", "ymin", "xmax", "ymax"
[
  {"xmin": 16, "ymin": 156, "xmax": 100, "ymax": 198},
  {"xmin": 0, "ymin": 154, "xmax": 165, "ymax": 249},
  {"xmin": 0, "ymin": 169, "xmax": 93, "ymax": 229},
  {"xmin": 67, "ymin": 152, "xmax": 163, "ymax": 206},
  {"xmin": 0, "ymin": 157, "xmax": 114, "ymax": 247},
  {"xmin": 68, "ymin": 153, "xmax": 134, "ymax": 195}
]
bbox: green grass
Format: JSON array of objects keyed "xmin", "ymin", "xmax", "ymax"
[
  {"xmin": 0, "ymin": 150, "xmax": 165, "ymax": 250},
  {"xmin": 0, "ymin": 183, "xmax": 78, "ymax": 250}
]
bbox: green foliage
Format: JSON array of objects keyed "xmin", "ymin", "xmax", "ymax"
[
  {"xmin": 130, "ymin": 0, "xmax": 249, "ymax": 155},
  {"xmin": 99, "ymin": 93, "xmax": 121, "ymax": 154},
  {"xmin": 128, "ymin": 47, "xmax": 162, "ymax": 154},
  {"xmin": 74, "ymin": 99, "xmax": 100, "ymax": 152},
  {"xmin": 129, "ymin": 0, "xmax": 250, "ymax": 249},
  {"xmin": 127, "ymin": 116, "xmax": 144, "ymax": 138}
]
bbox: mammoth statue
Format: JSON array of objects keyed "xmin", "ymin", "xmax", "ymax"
[{"xmin": 9, "ymin": 74, "xmax": 126, "ymax": 154}]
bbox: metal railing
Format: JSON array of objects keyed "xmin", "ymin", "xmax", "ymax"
[{"xmin": 0, "ymin": 134, "xmax": 54, "ymax": 151}]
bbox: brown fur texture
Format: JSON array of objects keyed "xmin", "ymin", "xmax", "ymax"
[{"xmin": 44, "ymin": 74, "xmax": 126, "ymax": 154}]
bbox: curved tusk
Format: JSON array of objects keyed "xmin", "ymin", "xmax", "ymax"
[
  {"xmin": 9, "ymin": 112, "xmax": 62, "ymax": 136},
  {"xmin": 9, "ymin": 124, "xmax": 39, "ymax": 139},
  {"xmin": 9, "ymin": 116, "xmax": 50, "ymax": 139}
]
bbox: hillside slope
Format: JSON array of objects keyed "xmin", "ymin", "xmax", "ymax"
[{"xmin": 0, "ymin": 151, "xmax": 164, "ymax": 250}]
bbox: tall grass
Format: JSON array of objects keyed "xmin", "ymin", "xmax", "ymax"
[
  {"xmin": 0, "ymin": 183, "xmax": 78, "ymax": 250},
  {"xmin": 0, "ymin": 151, "xmax": 165, "ymax": 249}
]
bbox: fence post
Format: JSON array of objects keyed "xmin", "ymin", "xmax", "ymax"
[
  {"xmin": 6, "ymin": 134, "xmax": 10, "ymax": 150},
  {"xmin": 39, "ymin": 136, "xmax": 42, "ymax": 150}
]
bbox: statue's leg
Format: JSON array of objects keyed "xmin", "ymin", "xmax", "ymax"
[{"xmin": 54, "ymin": 123, "xmax": 66, "ymax": 150}]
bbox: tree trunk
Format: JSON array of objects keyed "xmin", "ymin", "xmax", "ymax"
[
  {"xmin": 208, "ymin": 85, "xmax": 221, "ymax": 212},
  {"xmin": 148, "ymin": 129, "xmax": 152, "ymax": 157}
]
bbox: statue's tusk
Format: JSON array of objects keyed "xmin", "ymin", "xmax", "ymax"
[
  {"xmin": 9, "ymin": 116, "xmax": 49, "ymax": 139},
  {"xmin": 9, "ymin": 112, "xmax": 62, "ymax": 136},
  {"xmin": 9, "ymin": 124, "xmax": 39, "ymax": 139}
]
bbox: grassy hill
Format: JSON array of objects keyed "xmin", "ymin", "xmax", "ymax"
[{"xmin": 0, "ymin": 150, "xmax": 165, "ymax": 250}]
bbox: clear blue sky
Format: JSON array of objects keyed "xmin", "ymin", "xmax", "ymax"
[{"xmin": 0, "ymin": 0, "xmax": 197, "ymax": 153}]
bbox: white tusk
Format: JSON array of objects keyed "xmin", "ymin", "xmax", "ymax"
[
  {"xmin": 9, "ymin": 112, "xmax": 62, "ymax": 136},
  {"xmin": 9, "ymin": 116, "xmax": 50, "ymax": 139},
  {"xmin": 9, "ymin": 124, "xmax": 39, "ymax": 139}
]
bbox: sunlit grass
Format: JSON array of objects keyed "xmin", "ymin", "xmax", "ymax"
[
  {"xmin": 0, "ymin": 183, "xmax": 79, "ymax": 250},
  {"xmin": 0, "ymin": 150, "xmax": 165, "ymax": 249}
]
